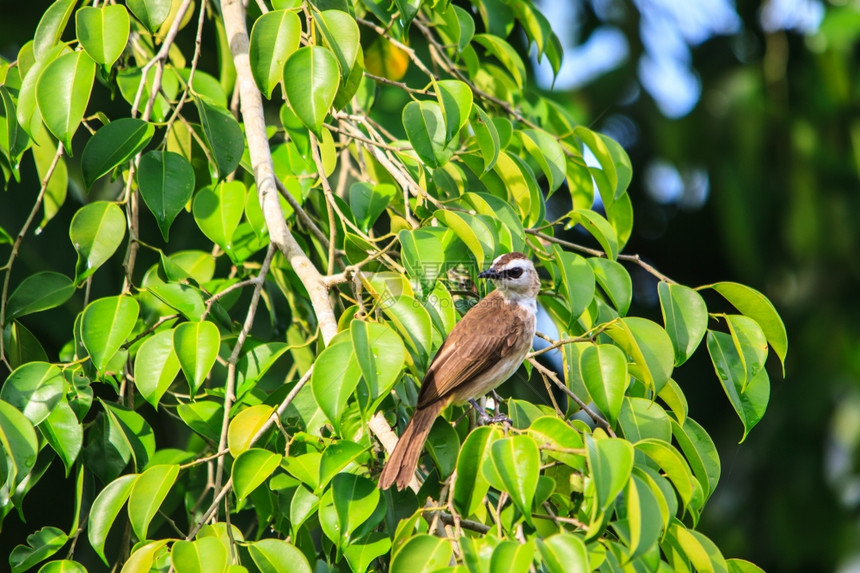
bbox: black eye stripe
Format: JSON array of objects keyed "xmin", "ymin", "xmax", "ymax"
[{"xmin": 503, "ymin": 268, "xmax": 523, "ymax": 279}]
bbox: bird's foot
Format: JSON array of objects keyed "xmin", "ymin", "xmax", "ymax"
[{"xmin": 469, "ymin": 399, "xmax": 513, "ymax": 426}]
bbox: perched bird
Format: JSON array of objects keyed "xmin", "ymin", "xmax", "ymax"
[{"xmin": 378, "ymin": 252, "xmax": 540, "ymax": 490}]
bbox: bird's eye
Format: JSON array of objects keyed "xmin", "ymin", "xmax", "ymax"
[{"xmin": 506, "ymin": 268, "xmax": 523, "ymax": 279}]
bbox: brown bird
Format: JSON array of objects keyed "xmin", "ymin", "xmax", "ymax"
[{"xmin": 378, "ymin": 252, "xmax": 540, "ymax": 490}]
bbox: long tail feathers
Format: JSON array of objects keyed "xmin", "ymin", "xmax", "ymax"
[{"xmin": 378, "ymin": 401, "xmax": 444, "ymax": 491}]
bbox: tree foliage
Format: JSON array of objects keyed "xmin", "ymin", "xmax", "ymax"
[{"xmin": 0, "ymin": 0, "xmax": 787, "ymax": 572}]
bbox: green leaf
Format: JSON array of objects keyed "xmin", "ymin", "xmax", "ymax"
[
  {"xmin": 171, "ymin": 537, "xmax": 228, "ymax": 573},
  {"xmin": 40, "ymin": 400, "xmax": 82, "ymax": 474},
  {"xmin": 284, "ymin": 46, "xmax": 339, "ymax": 134},
  {"xmin": 33, "ymin": 0, "xmax": 76, "ymax": 60},
  {"xmin": 177, "ymin": 401, "xmax": 222, "ymax": 442},
  {"xmin": 9, "ymin": 526, "xmax": 68, "ymax": 573},
  {"xmin": 426, "ymin": 419, "xmax": 460, "ymax": 478},
  {"xmin": 195, "ymin": 96, "xmax": 244, "ymax": 178},
  {"xmin": 133, "ymin": 329, "xmax": 180, "ymax": 408},
  {"xmin": 671, "ymin": 417, "xmax": 720, "ymax": 501},
  {"xmin": 82, "ymin": 118, "xmax": 153, "ymax": 190},
  {"xmin": 393, "ymin": 0, "xmax": 421, "ymax": 27},
  {"xmin": 659, "ymin": 282, "xmax": 708, "ymax": 366},
  {"xmin": 573, "ymin": 127, "xmax": 632, "ymax": 201},
  {"xmin": 707, "ymin": 282, "xmax": 787, "ymax": 372},
  {"xmin": 490, "ymin": 540, "xmax": 534, "ymax": 573},
  {"xmin": 588, "ymin": 257, "xmax": 632, "ymax": 316},
  {"xmin": 36, "ymin": 560, "xmax": 87, "ymax": 573},
  {"xmin": 127, "ymin": 0, "xmax": 170, "ymax": 33},
  {"xmin": 137, "ymin": 150, "xmax": 195, "ymax": 241},
  {"xmin": 121, "ymin": 540, "xmax": 170, "ymax": 573},
  {"xmin": 453, "ymin": 425, "xmax": 499, "ymax": 517},
  {"xmin": 725, "ymin": 315, "xmax": 768, "ymax": 391},
  {"xmin": 87, "ymin": 474, "xmax": 137, "ymax": 564},
  {"xmin": 520, "ymin": 128, "xmax": 565, "ymax": 192},
  {"xmin": 32, "ymin": 127, "xmax": 68, "ymax": 229},
  {"xmin": 0, "ymin": 398, "xmax": 38, "ymax": 491},
  {"xmin": 343, "ymin": 533, "xmax": 391, "ymax": 573},
  {"xmin": 581, "ymin": 344, "xmax": 628, "ymax": 426},
  {"xmin": 1, "ymin": 362, "xmax": 64, "ymax": 425},
  {"xmin": 311, "ymin": 340, "xmax": 361, "ymax": 432},
  {"xmin": 605, "ymin": 317, "xmax": 674, "ymax": 394},
  {"xmin": 319, "ymin": 473, "xmax": 379, "ymax": 548},
  {"xmin": 567, "ymin": 209, "xmax": 619, "ymax": 260},
  {"xmin": 537, "ymin": 533, "xmax": 589, "ymax": 573},
  {"xmin": 4, "ymin": 321, "xmax": 49, "ymax": 370},
  {"xmin": 249, "ymin": 9, "xmax": 301, "ymax": 98},
  {"xmin": 349, "ymin": 182, "xmax": 395, "ymax": 232},
  {"xmin": 315, "ymin": 10, "xmax": 360, "ymax": 79},
  {"xmin": 319, "ymin": 440, "xmax": 366, "ymax": 491},
  {"xmin": 706, "ymin": 331, "xmax": 770, "ymax": 442},
  {"xmin": 128, "ymin": 464, "xmax": 179, "ymax": 541},
  {"xmin": 36, "ymin": 50, "xmax": 95, "ymax": 154},
  {"xmin": 247, "ymin": 538, "xmax": 312, "ymax": 573},
  {"xmin": 585, "ymin": 436, "xmax": 633, "ymax": 511},
  {"xmin": 390, "ymin": 534, "xmax": 452, "ymax": 573},
  {"xmin": 618, "ymin": 397, "xmax": 671, "ymax": 443},
  {"xmin": 350, "ymin": 320, "xmax": 405, "ymax": 407},
  {"xmin": 472, "ymin": 34, "xmax": 525, "ymax": 87},
  {"xmin": 379, "ymin": 295, "xmax": 433, "ymax": 369},
  {"xmin": 471, "ymin": 104, "xmax": 500, "ymax": 172},
  {"xmin": 436, "ymin": 79, "xmax": 472, "ymax": 142},
  {"xmin": 398, "ymin": 228, "xmax": 444, "ymax": 293},
  {"xmin": 236, "ymin": 342, "xmax": 290, "ymax": 397},
  {"xmin": 192, "ymin": 181, "xmax": 245, "ymax": 256},
  {"xmin": 289, "ymin": 485, "xmax": 319, "ymax": 535},
  {"xmin": 6, "ymin": 271, "xmax": 74, "ymax": 320},
  {"xmin": 147, "ymin": 283, "xmax": 206, "ymax": 321},
  {"xmin": 625, "ymin": 473, "xmax": 663, "ymax": 560},
  {"xmin": 81, "ymin": 295, "xmax": 139, "ymax": 374},
  {"xmin": 70, "ymin": 201, "xmax": 126, "ymax": 285},
  {"xmin": 75, "ymin": 5, "xmax": 130, "ymax": 67},
  {"xmin": 232, "ymin": 448, "xmax": 282, "ymax": 501},
  {"xmin": 227, "ymin": 404, "xmax": 274, "ymax": 456},
  {"xmin": 553, "ymin": 245, "xmax": 596, "ymax": 323},
  {"xmin": 634, "ymin": 439, "xmax": 696, "ymax": 507},
  {"xmin": 403, "ymin": 100, "xmax": 451, "ymax": 167},
  {"xmin": 100, "ymin": 400, "xmax": 156, "ymax": 471},
  {"xmin": 484, "ymin": 435, "xmax": 540, "ymax": 525},
  {"xmin": 666, "ymin": 521, "xmax": 728, "ymax": 573},
  {"xmin": 528, "ymin": 416, "xmax": 585, "ymax": 470},
  {"xmin": 727, "ymin": 559, "xmax": 765, "ymax": 573},
  {"xmin": 173, "ymin": 321, "xmax": 220, "ymax": 396},
  {"xmin": 434, "ymin": 209, "xmax": 493, "ymax": 269}
]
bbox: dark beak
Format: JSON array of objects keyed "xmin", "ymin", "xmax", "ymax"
[{"xmin": 479, "ymin": 268, "xmax": 500, "ymax": 279}]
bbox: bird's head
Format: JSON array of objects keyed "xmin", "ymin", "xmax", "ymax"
[{"xmin": 478, "ymin": 252, "xmax": 540, "ymax": 301}]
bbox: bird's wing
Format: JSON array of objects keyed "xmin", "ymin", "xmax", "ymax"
[{"xmin": 416, "ymin": 291, "xmax": 527, "ymax": 408}]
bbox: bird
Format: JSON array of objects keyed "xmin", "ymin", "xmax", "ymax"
[{"xmin": 378, "ymin": 252, "xmax": 540, "ymax": 490}]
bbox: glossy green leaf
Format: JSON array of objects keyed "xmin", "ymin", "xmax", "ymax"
[
  {"xmin": 4, "ymin": 321, "xmax": 49, "ymax": 370},
  {"xmin": 120, "ymin": 540, "xmax": 170, "ymax": 573},
  {"xmin": 581, "ymin": 344, "xmax": 628, "ymax": 426},
  {"xmin": 436, "ymin": 79, "xmax": 472, "ymax": 141},
  {"xmin": 173, "ymin": 321, "xmax": 220, "ymax": 396},
  {"xmin": 707, "ymin": 281, "xmax": 787, "ymax": 372},
  {"xmin": 319, "ymin": 473, "xmax": 379, "ymax": 548},
  {"xmin": 586, "ymin": 436, "xmax": 634, "ymax": 511},
  {"xmin": 236, "ymin": 342, "xmax": 290, "ymax": 397},
  {"xmin": 32, "ymin": 126, "xmax": 68, "ymax": 229},
  {"xmin": 343, "ymin": 533, "xmax": 391, "ymax": 573},
  {"xmin": 289, "ymin": 485, "xmax": 319, "ymax": 536},
  {"xmin": 128, "ymin": 464, "xmax": 179, "ymax": 541},
  {"xmin": 574, "ymin": 126, "xmax": 632, "ymax": 201},
  {"xmin": 1, "ymin": 86, "xmax": 30, "ymax": 168},
  {"xmin": 426, "ymin": 418, "xmax": 460, "ymax": 478},
  {"xmin": 100, "ymin": 400, "xmax": 155, "ymax": 472},
  {"xmin": 403, "ymin": 100, "xmax": 451, "ymax": 167},
  {"xmin": 520, "ymin": 128, "xmax": 565, "ymax": 192},
  {"xmin": 192, "ymin": 181, "xmax": 245, "ymax": 255},
  {"xmin": 37, "ymin": 560, "xmax": 87, "ymax": 573},
  {"xmin": 127, "ymin": 0, "xmax": 170, "ymax": 33},
  {"xmin": 0, "ymin": 398, "xmax": 38, "ymax": 491},
  {"xmin": 379, "ymin": 295, "xmax": 433, "ymax": 369},
  {"xmin": 81, "ymin": 295, "xmax": 139, "ymax": 374},
  {"xmin": 567, "ymin": 209, "xmax": 619, "ymax": 260},
  {"xmin": 311, "ymin": 340, "xmax": 361, "ymax": 432},
  {"xmin": 33, "ymin": 0, "xmax": 76, "ymax": 60},
  {"xmin": 671, "ymin": 417, "xmax": 720, "ymax": 501},
  {"xmin": 390, "ymin": 534, "xmax": 452, "ymax": 573},
  {"xmin": 133, "ymin": 329, "xmax": 180, "ymax": 407},
  {"xmin": 528, "ymin": 416, "xmax": 585, "ymax": 470},
  {"xmin": 76, "ymin": 5, "xmax": 130, "ymax": 67},
  {"xmin": 706, "ymin": 331, "xmax": 770, "ymax": 441},
  {"xmin": 659, "ymin": 282, "xmax": 708, "ymax": 366},
  {"xmin": 471, "ymin": 103, "xmax": 500, "ymax": 172},
  {"xmin": 315, "ymin": 10, "xmax": 360, "ymax": 79},
  {"xmin": 36, "ymin": 50, "xmax": 95, "ymax": 154},
  {"xmin": 472, "ymin": 34, "xmax": 525, "ymax": 87},
  {"xmin": 147, "ymin": 283, "xmax": 206, "ymax": 321},
  {"xmin": 171, "ymin": 537, "xmax": 228, "ymax": 573},
  {"xmin": 349, "ymin": 182, "xmax": 396, "ymax": 232},
  {"xmin": 87, "ymin": 473, "xmax": 137, "ymax": 564},
  {"xmin": 725, "ymin": 314, "xmax": 768, "ymax": 391},
  {"xmin": 195, "ymin": 96, "xmax": 244, "ymax": 178},
  {"xmin": 727, "ymin": 559, "xmax": 765, "ymax": 573},
  {"xmin": 605, "ymin": 317, "xmax": 674, "ymax": 393},
  {"xmin": 177, "ymin": 401, "xmax": 222, "ymax": 442},
  {"xmin": 318, "ymin": 440, "xmax": 365, "ymax": 491},
  {"xmin": 399, "ymin": 228, "xmax": 444, "ymax": 292},
  {"xmin": 227, "ymin": 404, "xmax": 275, "ymax": 456},
  {"xmin": 618, "ymin": 397, "xmax": 671, "ymax": 443},
  {"xmin": 284, "ymin": 46, "xmax": 339, "ymax": 134},
  {"xmin": 9, "ymin": 526, "xmax": 68, "ymax": 573},
  {"xmin": 40, "ymin": 400, "xmax": 82, "ymax": 474},
  {"xmin": 138, "ymin": 150, "xmax": 195, "ymax": 241},
  {"xmin": 635, "ymin": 439, "xmax": 696, "ymax": 507},
  {"xmin": 484, "ymin": 435, "xmax": 540, "ymax": 525},
  {"xmin": 537, "ymin": 533, "xmax": 589, "ymax": 573},
  {"xmin": 249, "ymin": 9, "xmax": 301, "ymax": 98},
  {"xmin": 247, "ymin": 538, "xmax": 312, "ymax": 573},
  {"xmin": 81, "ymin": 118, "xmax": 153, "ymax": 190},
  {"xmin": 434, "ymin": 209, "xmax": 493, "ymax": 269},
  {"xmin": 625, "ymin": 473, "xmax": 663, "ymax": 560},
  {"xmin": 453, "ymin": 425, "xmax": 499, "ymax": 517},
  {"xmin": 350, "ymin": 320, "xmax": 405, "ymax": 406},
  {"xmin": 553, "ymin": 245, "xmax": 596, "ymax": 322},
  {"xmin": 6, "ymin": 271, "xmax": 74, "ymax": 321},
  {"xmin": 491, "ymin": 540, "xmax": 534, "ymax": 573},
  {"xmin": 588, "ymin": 257, "xmax": 632, "ymax": 316},
  {"xmin": 666, "ymin": 521, "xmax": 728, "ymax": 573},
  {"xmin": 232, "ymin": 448, "xmax": 282, "ymax": 500},
  {"xmin": 70, "ymin": 201, "xmax": 126, "ymax": 284},
  {"xmin": 1, "ymin": 361, "xmax": 64, "ymax": 425}
]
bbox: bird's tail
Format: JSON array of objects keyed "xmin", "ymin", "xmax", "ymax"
[{"xmin": 378, "ymin": 401, "xmax": 444, "ymax": 491}]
